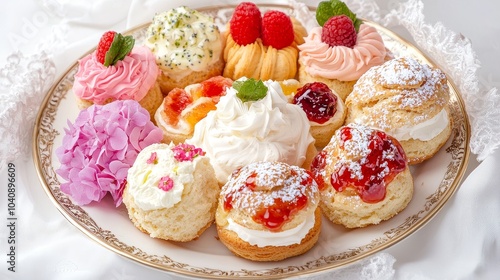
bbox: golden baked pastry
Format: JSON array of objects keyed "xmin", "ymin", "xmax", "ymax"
[
  {"xmin": 311, "ymin": 124, "xmax": 413, "ymax": 228},
  {"xmin": 345, "ymin": 56, "xmax": 452, "ymax": 164},
  {"xmin": 216, "ymin": 161, "xmax": 321, "ymax": 261}
]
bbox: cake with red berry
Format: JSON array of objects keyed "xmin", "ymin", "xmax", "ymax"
[
  {"xmin": 73, "ymin": 31, "xmax": 163, "ymax": 121},
  {"xmin": 311, "ymin": 123, "xmax": 413, "ymax": 228},
  {"xmin": 187, "ymin": 78, "xmax": 316, "ymax": 185},
  {"xmin": 345, "ymin": 57, "xmax": 452, "ymax": 164},
  {"xmin": 292, "ymin": 82, "xmax": 346, "ymax": 148},
  {"xmin": 215, "ymin": 161, "xmax": 321, "ymax": 261},
  {"xmin": 123, "ymin": 142, "xmax": 220, "ymax": 242},
  {"xmin": 144, "ymin": 6, "xmax": 225, "ymax": 95},
  {"xmin": 222, "ymin": 2, "xmax": 307, "ymax": 81},
  {"xmin": 298, "ymin": 0, "xmax": 388, "ymax": 100},
  {"xmin": 154, "ymin": 76, "xmax": 232, "ymax": 144}
]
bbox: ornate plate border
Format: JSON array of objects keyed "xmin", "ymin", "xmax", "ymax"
[{"xmin": 32, "ymin": 4, "xmax": 470, "ymax": 279}]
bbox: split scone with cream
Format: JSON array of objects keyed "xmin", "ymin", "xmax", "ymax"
[
  {"xmin": 345, "ymin": 56, "xmax": 452, "ymax": 164},
  {"xmin": 216, "ymin": 161, "xmax": 321, "ymax": 261},
  {"xmin": 123, "ymin": 142, "xmax": 219, "ymax": 242},
  {"xmin": 311, "ymin": 123, "xmax": 413, "ymax": 228}
]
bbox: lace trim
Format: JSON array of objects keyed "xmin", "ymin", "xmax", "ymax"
[{"xmin": 0, "ymin": 51, "xmax": 56, "ymax": 169}]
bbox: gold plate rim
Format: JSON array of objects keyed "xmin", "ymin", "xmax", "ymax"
[{"xmin": 32, "ymin": 4, "xmax": 471, "ymax": 279}]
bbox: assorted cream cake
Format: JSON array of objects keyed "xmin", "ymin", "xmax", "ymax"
[{"xmin": 56, "ymin": 0, "xmax": 455, "ymax": 261}]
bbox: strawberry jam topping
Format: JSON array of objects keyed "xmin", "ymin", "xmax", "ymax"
[
  {"xmin": 331, "ymin": 125, "xmax": 407, "ymax": 203},
  {"xmin": 293, "ymin": 82, "xmax": 337, "ymax": 124},
  {"xmin": 310, "ymin": 150, "xmax": 328, "ymax": 191},
  {"xmin": 222, "ymin": 162, "xmax": 317, "ymax": 231}
]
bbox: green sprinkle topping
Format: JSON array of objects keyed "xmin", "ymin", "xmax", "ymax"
[{"xmin": 233, "ymin": 78, "xmax": 268, "ymax": 103}]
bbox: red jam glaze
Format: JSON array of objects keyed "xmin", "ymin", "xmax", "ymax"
[
  {"xmin": 310, "ymin": 150, "xmax": 328, "ymax": 191},
  {"xmin": 293, "ymin": 82, "xmax": 337, "ymax": 124},
  {"xmin": 331, "ymin": 127, "xmax": 407, "ymax": 203},
  {"xmin": 253, "ymin": 195, "xmax": 308, "ymax": 231}
]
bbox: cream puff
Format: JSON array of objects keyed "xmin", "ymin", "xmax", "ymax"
[
  {"xmin": 345, "ymin": 56, "xmax": 452, "ymax": 164},
  {"xmin": 216, "ymin": 161, "xmax": 321, "ymax": 261},
  {"xmin": 311, "ymin": 123, "xmax": 413, "ymax": 228}
]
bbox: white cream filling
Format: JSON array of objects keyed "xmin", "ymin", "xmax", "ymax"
[
  {"xmin": 389, "ymin": 108, "xmax": 449, "ymax": 141},
  {"xmin": 225, "ymin": 213, "xmax": 315, "ymax": 247}
]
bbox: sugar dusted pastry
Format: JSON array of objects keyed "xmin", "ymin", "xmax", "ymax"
[
  {"xmin": 216, "ymin": 161, "xmax": 321, "ymax": 261},
  {"xmin": 292, "ymin": 82, "xmax": 346, "ymax": 148},
  {"xmin": 187, "ymin": 78, "xmax": 316, "ymax": 185},
  {"xmin": 144, "ymin": 6, "xmax": 224, "ymax": 94},
  {"xmin": 154, "ymin": 76, "xmax": 232, "ymax": 144},
  {"xmin": 123, "ymin": 143, "xmax": 219, "ymax": 242},
  {"xmin": 298, "ymin": 0, "xmax": 387, "ymax": 100},
  {"xmin": 345, "ymin": 56, "xmax": 452, "ymax": 164},
  {"xmin": 311, "ymin": 123, "xmax": 413, "ymax": 228},
  {"xmin": 73, "ymin": 31, "xmax": 163, "ymax": 120},
  {"xmin": 222, "ymin": 2, "xmax": 307, "ymax": 81}
]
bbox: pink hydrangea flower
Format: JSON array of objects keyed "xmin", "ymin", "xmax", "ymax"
[
  {"xmin": 158, "ymin": 176, "xmax": 174, "ymax": 192},
  {"xmin": 172, "ymin": 143, "xmax": 205, "ymax": 162},
  {"xmin": 56, "ymin": 100, "xmax": 163, "ymax": 207}
]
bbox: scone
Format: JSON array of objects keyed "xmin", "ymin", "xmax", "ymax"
[
  {"xmin": 187, "ymin": 78, "xmax": 316, "ymax": 185},
  {"xmin": 154, "ymin": 76, "xmax": 232, "ymax": 144},
  {"xmin": 345, "ymin": 56, "xmax": 452, "ymax": 164},
  {"xmin": 311, "ymin": 123, "xmax": 413, "ymax": 228},
  {"xmin": 123, "ymin": 143, "xmax": 219, "ymax": 242},
  {"xmin": 222, "ymin": 2, "xmax": 307, "ymax": 81},
  {"xmin": 144, "ymin": 6, "xmax": 224, "ymax": 95},
  {"xmin": 55, "ymin": 100, "xmax": 163, "ymax": 207},
  {"xmin": 73, "ymin": 31, "xmax": 163, "ymax": 121},
  {"xmin": 292, "ymin": 82, "xmax": 346, "ymax": 148},
  {"xmin": 298, "ymin": 0, "xmax": 387, "ymax": 100},
  {"xmin": 216, "ymin": 161, "xmax": 321, "ymax": 261}
]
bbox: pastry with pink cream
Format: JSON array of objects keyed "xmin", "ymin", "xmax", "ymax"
[
  {"xmin": 298, "ymin": 0, "xmax": 387, "ymax": 100},
  {"xmin": 73, "ymin": 31, "xmax": 162, "ymax": 121}
]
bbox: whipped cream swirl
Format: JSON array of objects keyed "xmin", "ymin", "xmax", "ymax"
[{"xmin": 187, "ymin": 80, "xmax": 314, "ymax": 184}]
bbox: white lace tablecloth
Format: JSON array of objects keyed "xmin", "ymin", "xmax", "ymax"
[{"xmin": 1, "ymin": 0, "xmax": 499, "ymax": 279}]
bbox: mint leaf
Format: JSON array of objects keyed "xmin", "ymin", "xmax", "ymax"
[
  {"xmin": 104, "ymin": 33, "xmax": 135, "ymax": 66},
  {"xmin": 316, "ymin": 0, "xmax": 362, "ymax": 32},
  {"xmin": 234, "ymin": 78, "xmax": 268, "ymax": 103}
]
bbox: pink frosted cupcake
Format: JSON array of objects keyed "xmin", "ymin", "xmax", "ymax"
[
  {"xmin": 298, "ymin": 1, "xmax": 388, "ymax": 100},
  {"xmin": 55, "ymin": 100, "xmax": 163, "ymax": 206},
  {"xmin": 73, "ymin": 31, "xmax": 163, "ymax": 121}
]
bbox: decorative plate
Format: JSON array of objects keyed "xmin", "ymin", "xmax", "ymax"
[{"xmin": 33, "ymin": 4, "xmax": 470, "ymax": 279}]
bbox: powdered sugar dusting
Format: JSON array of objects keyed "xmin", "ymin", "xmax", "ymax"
[{"xmin": 221, "ymin": 161, "xmax": 318, "ymax": 216}]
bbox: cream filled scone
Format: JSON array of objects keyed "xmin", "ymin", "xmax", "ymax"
[
  {"xmin": 73, "ymin": 31, "xmax": 162, "ymax": 121},
  {"xmin": 222, "ymin": 2, "xmax": 307, "ymax": 81},
  {"xmin": 123, "ymin": 143, "xmax": 219, "ymax": 242},
  {"xmin": 345, "ymin": 56, "xmax": 452, "ymax": 164},
  {"xmin": 154, "ymin": 76, "xmax": 232, "ymax": 144},
  {"xmin": 292, "ymin": 82, "xmax": 346, "ymax": 149},
  {"xmin": 298, "ymin": 1, "xmax": 387, "ymax": 100},
  {"xmin": 187, "ymin": 78, "xmax": 316, "ymax": 185},
  {"xmin": 144, "ymin": 6, "xmax": 224, "ymax": 95},
  {"xmin": 216, "ymin": 161, "xmax": 321, "ymax": 261},
  {"xmin": 311, "ymin": 123, "xmax": 413, "ymax": 228}
]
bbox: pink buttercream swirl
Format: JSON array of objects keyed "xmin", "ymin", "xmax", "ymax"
[
  {"xmin": 299, "ymin": 24, "xmax": 386, "ymax": 81},
  {"xmin": 55, "ymin": 100, "xmax": 163, "ymax": 206},
  {"xmin": 73, "ymin": 46, "xmax": 159, "ymax": 104}
]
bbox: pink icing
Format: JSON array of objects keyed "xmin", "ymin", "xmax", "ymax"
[
  {"xmin": 55, "ymin": 100, "xmax": 163, "ymax": 206},
  {"xmin": 73, "ymin": 46, "xmax": 159, "ymax": 104},
  {"xmin": 298, "ymin": 24, "xmax": 386, "ymax": 81}
]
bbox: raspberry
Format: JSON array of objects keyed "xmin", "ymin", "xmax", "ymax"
[
  {"xmin": 229, "ymin": 2, "xmax": 262, "ymax": 46},
  {"xmin": 321, "ymin": 15, "xmax": 357, "ymax": 48},
  {"xmin": 96, "ymin": 31, "xmax": 116, "ymax": 64},
  {"xmin": 261, "ymin": 10, "xmax": 294, "ymax": 49}
]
